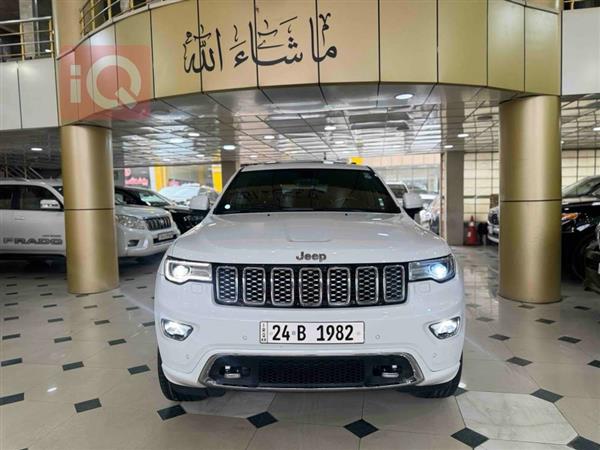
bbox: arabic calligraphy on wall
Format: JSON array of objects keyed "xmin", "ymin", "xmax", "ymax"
[{"xmin": 183, "ymin": 13, "xmax": 337, "ymax": 74}]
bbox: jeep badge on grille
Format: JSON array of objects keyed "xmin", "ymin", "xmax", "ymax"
[{"xmin": 296, "ymin": 251, "xmax": 327, "ymax": 262}]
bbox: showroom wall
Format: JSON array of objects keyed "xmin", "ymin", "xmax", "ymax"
[{"xmin": 464, "ymin": 149, "xmax": 600, "ymax": 222}]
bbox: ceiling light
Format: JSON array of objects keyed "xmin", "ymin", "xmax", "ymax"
[
  {"xmin": 457, "ymin": 133, "xmax": 469, "ymax": 138},
  {"xmin": 263, "ymin": 135, "xmax": 275, "ymax": 140},
  {"xmin": 170, "ymin": 138, "xmax": 184, "ymax": 144},
  {"xmin": 324, "ymin": 125, "xmax": 336, "ymax": 131},
  {"xmin": 561, "ymin": 140, "xmax": 565, "ymax": 144},
  {"xmin": 334, "ymin": 140, "xmax": 345, "ymax": 145},
  {"xmin": 223, "ymin": 144, "xmax": 236, "ymax": 151},
  {"xmin": 188, "ymin": 132, "xmax": 200, "ymax": 137},
  {"xmin": 250, "ymin": 155, "xmax": 258, "ymax": 159},
  {"xmin": 394, "ymin": 93, "xmax": 414, "ymax": 101},
  {"xmin": 163, "ymin": 158, "xmax": 171, "ymax": 162},
  {"xmin": 594, "ymin": 126, "xmax": 600, "ymax": 132},
  {"xmin": 444, "ymin": 144, "xmax": 454, "ymax": 149},
  {"xmin": 31, "ymin": 147, "xmax": 43, "ymax": 151}
]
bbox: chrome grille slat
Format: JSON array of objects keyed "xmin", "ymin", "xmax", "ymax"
[
  {"xmin": 145, "ymin": 216, "xmax": 171, "ymax": 231},
  {"xmin": 383, "ymin": 265, "xmax": 405, "ymax": 303},
  {"xmin": 216, "ymin": 266, "xmax": 238, "ymax": 303},
  {"xmin": 299, "ymin": 268, "xmax": 323, "ymax": 307},
  {"xmin": 271, "ymin": 267, "xmax": 294, "ymax": 306},
  {"xmin": 327, "ymin": 267, "xmax": 351, "ymax": 306},
  {"xmin": 242, "ymin": 267, "xmax": 266, "ymax": 305},
  {"xmin": 356, "ymin": 266, "xmax": 379, "ymax": 305},
  {"xmin": 213, "ymin": 263, "xmax": 406, "ymax": 307}
]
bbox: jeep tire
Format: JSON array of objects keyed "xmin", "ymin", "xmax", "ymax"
[
  {"xmin": 410, "ymin": 356, "xmax": 462, "ymax": 399},
  {"xmin": 158, "ymin": 350, "xmax": 225, "ymax": 401}
]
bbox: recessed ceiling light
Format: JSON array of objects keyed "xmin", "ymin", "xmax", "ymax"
[
  {"xmin": 250, "ymin": 155, "xmax": 258, "ymax": 159},
  {"xmin": 163, "ymin": 158, "xmax": 171, "ymax": 162},
  {"xmin": 324, "ymin": 125, "xmax": 336, "ymax": 131},
  {"xmin": 264, "ymin": 135, "xmax": 275, "ymax": 140},
  {"xmin": 188, "ymin": 132, "xmax": 200, "ymax": 137},
  {"xmin": 444, "ymin": 144, "xmax": 454, "ymax": 149},
  {"xmin": 394, "ymin": 93, "xmax": 414, "ymax": 101},
  {"xmin": 594, "ymin": 126, "xmax": 600, "ymax": 132},
  {"xmin": 31, "ymin": 147, "xmax": 43, "ymax": 151},
  {"xmin": 561, "ymin": 140, "xmax": 565, "ymax": 144},
  {"xmin": 170, "ymin": 138, "xmax": 184, "ymax": 144},
  {"xmin": 334, "ymin": 140, "xmax": 345, "ymax": 145},
  {"xmin": 457, "ymin": 133, "xmax": 469, "ymax": 138},
  {"xmin": 223, "ymin": 144, "xmax": 236, "ymax": 151}
]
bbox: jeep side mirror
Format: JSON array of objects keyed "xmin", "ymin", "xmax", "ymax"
[
  {"xmin": 40, "ymin": 199, "xmax": 61, "ymax": 210},
  {"xmin": 189, "ymin": 194, "xmax": 210, "ymax": 211},
  {"xmin": 402, "ymin": 192, "xmax": 424, "ymax": 210}
]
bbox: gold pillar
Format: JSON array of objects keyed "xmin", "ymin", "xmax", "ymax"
[
  {"xmin": 499, "ymin": 96, "xmax": 561, "ymax": 303},
  {"xmin": 60, "ymin": 125, "xmax": 119, "ymax": 294}
]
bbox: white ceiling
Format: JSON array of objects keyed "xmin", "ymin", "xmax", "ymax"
[{"xmin": 0, "ymin": 84, "xmax": 599, "ymax": 170}]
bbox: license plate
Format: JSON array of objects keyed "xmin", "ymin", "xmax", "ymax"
[
  {"xmin": 260, "ymin": 322, "xmax": 364, "ymax": 344},
  {"xmin": 157, "ymin": 232, "xmax": 173, "ymax": 241}
]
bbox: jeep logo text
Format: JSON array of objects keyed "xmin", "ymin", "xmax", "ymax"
[{"xmin": 296, "ymin": 251, "xmax": 327, "ymax": 262}]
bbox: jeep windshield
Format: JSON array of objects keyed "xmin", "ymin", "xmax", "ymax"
[
  {"xmin": 214, "ymin": 168, "xmax": 401, "ymax": 214},
  {"xmin": 562, "ymin": 176, "xmax": 600, "ymax": 198}
]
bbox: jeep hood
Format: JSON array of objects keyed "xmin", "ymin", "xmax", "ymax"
[{"xmin": 170, "ymin": 212, "xmax": 450, "ymax": 264}]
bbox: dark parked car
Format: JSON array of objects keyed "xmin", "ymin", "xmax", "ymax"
[
  {"xmin": 583, "ymin": 223, "xmax": 600, "ymax": 293},
  {"xmin": 115, "ymin": 186, "xmax": 208, "ymax": 233},
  {"xmin": 487, "ymin": 176, "xmax": 600, "ymax": 278}
]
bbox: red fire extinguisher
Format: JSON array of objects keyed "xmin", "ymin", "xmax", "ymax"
[{"xmin": 466, "ymin": 216, "xmax": 479, "ymax": 245}]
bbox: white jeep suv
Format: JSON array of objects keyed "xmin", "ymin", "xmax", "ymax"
[
  {"xmin": 155, "ymin": 163, "xmax": 464, "ymax": 399},
  {"xmin": 0, "ymin": 179, "xmax": 180, "ymax": 258}
]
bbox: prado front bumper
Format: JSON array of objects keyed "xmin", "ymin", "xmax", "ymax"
[{"xmin": 155, "ymin": 272, "xmax": 464, "ymax": 391}]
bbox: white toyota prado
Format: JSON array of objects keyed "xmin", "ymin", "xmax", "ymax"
[
  {"xmin": 0, "ymin": 179, "xmax": 180, "ymax": 258},
  {"xmin": 155, "ymin": 162, "xmax": 464, "ymax": 400}
]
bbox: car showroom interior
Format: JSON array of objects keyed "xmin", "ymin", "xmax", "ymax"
[{"xmin": 1, "ymin": 0, "xmax": 599, "ymax": 449}]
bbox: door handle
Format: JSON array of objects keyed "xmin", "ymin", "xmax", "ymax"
[{"xmin": 14, "ymin": 216, "xmax": 25, "ymax": 220}]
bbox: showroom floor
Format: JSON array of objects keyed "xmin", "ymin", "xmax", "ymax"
[{"xmin": 1, "ymin": 247, "xmax": 599, "ymax": 450}]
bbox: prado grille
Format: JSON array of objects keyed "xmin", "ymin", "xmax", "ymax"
[
  {"xmin": 214, "ymin": 263, "xmax": 406, "ymax": 307},
  {"xmin": 145, "ymin": 216, "xmax": 171, "ymax": 231}
]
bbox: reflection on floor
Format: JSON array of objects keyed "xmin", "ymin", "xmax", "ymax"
[{"xmin": 1, "ymin": 247, "xmax": 599, "ymax": 450}]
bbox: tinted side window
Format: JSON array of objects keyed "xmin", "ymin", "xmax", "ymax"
[
  {"xmin": 17, "ymin": 186, "xmax": 60, "ymax": 211},
  {"xmin": 0, "ymin": 186, "xmax": 15, "ymax": 209}
]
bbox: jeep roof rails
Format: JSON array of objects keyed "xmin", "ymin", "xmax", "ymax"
[{"xmin": 241, "ymin": 159, "xmax": 357, "ymax": 167}]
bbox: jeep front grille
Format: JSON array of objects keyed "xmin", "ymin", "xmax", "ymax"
[
  {"xmin": 145, "ymin": 216, "xmax": 171, "ymax": 231},
  {"xmin": 214, "ymin": 263, "xmax": 406, "ymax": 307}
]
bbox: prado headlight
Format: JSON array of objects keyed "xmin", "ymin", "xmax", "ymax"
[
  {"xmin": 165, "ymin": 257, "xmax": 212, "ymax": 284},
  {"xmin": 409, "ymin": 255, "xmax": 456, "ymax": 283},
  {"xmin": 116, "ymin": 214, "xmax": 146, "ymax": 230}
]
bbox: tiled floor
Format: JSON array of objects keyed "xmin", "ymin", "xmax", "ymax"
[{"xmin": 1, "ymin": 247, "xmax": 599, "ymax": 450}]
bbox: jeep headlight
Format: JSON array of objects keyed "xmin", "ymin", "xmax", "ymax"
[
  {"xmin": 409, "ymin": 255, "xmax": 455, "ymax": 283},
  {"xmin": 116, "ymin": 214, "xmax": 146, "ymax": 230},
  {"xmin": 165, "ymin": 257, "xmax": 212, "ymax": 284}
]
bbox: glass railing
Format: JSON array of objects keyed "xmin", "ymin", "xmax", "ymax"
[
  {"xmin": 564, "ymin": 0, "xmax": 600, "ymax": 9},
  {"xmin": 79, "ymin": 0, "xmax": 163, "ymax": 36},
  {"xmin": 0, "ymin": 17, "xmax": 54, "ymax": 62}
]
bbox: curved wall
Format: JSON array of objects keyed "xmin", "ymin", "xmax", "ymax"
[{"xmin": 56, "ymin": 0, "xmax": 561, "ymax": 124}]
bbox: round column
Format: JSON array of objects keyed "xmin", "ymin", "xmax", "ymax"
[
  {"xmin": 499, "ymin": 95, "xmax": 561, "ymax": 303},
  {"xmin": 60, "ymin": 125, "xmax": 119, "ymax": 294}
]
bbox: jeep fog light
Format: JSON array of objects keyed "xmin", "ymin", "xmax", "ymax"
[
  {"xmin": 429, "ymin": 317, "xmax": 460, "ymax": 339},
  {"xmin": 162, "ymin": 319, "xmax": 193, "ymax": 341}
]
